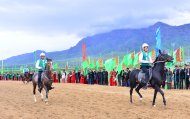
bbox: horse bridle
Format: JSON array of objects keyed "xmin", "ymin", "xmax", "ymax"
[
  {"xmin": 153, "ymin": 55, "xmax": 167, "ymax": 64},
  {"xmin": 153, "ymin": 60, "xmax": 166, "ymax": 64}
]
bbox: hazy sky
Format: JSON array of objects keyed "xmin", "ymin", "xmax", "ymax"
[{"xmin": 0, "ymin": 0, "xmax": 190, "ymax": 60}]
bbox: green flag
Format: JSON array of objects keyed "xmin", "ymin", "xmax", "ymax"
[
  {"xmin": 173, "ymin": 50, "xmax": 177, "ymax": 65},
  {"xmin": 53, "ymin": 63, "xmax": 58, "ymax": 69},
  {"xmin": 82, "ymin": 60, "xmax": 89, "ymax": 69},
  {"xmin": 96, "ymin": 60, "xmax": 100, "ymax": 70},
  {"xmin": 82, "ymin": 60, "xmax": 89, "ymax": 76},
  {"xmin": 181, "ymin": 47, "xmax": 184, "ymax": 62},
  {"xmin": 122, "ymin": 54, "xmax": 132, "ymax": 67},
  {"xmin": 104, "ymin": 58, "xmax": 116, "ymax": 71},
  {"xmin": 133, "ymin": 53, "xmax": 139, "ymax": 67},
  {"xmin": 75, "ymin": 66, "xmax": 79, "ymax": 72},
  {"xmin": 20, "ymin": 66, "xmax": 23, "ymax": 73},
  {"xmin": 116, "ymin": 61, "xmax": 123, "ymax": 74},
  {"xmin": 89, "ymin": 60, "xmax": 95, "ymax": 69},
  {"xmin": 166, "ymin": 51, "xmax": 174, "ymax": 68}
]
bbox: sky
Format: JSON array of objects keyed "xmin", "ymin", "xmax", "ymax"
[{"xmin": 0, "ymin": 0, "xmax": 190, "ymax": 60}]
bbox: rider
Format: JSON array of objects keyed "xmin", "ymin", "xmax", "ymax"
[
  {"xmin": 23, "ymin": 65, "xmax": 29, "ymax": 78},
  {"xmin": 139, "ymin": 43, "xmax": 153, "ymax": 88},
  {"xmin": 35, "ymin": 52, "xmax": 47, "ymax": 90}
]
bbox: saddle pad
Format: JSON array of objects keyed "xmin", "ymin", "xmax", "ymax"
[{"xmin": 138, "ymin": 71, "xmax": 145, "ymax": 82}]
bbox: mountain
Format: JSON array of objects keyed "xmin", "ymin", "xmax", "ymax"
[{"xmin": 2, "ymin": 22, "xmax": 190, "ymax": 66}]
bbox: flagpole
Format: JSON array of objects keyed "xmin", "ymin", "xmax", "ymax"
[
  {"xmin": 1, "ymin": 59, "xmax": 3, "ymax": 74},
  {"xmin": 34, "ymin": 51, "xmax": 36, "ymax": 72}
]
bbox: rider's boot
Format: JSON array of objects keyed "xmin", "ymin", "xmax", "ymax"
[{"xmin": 38, "ymin": 82, "xmax": 41, "ymax": 92}]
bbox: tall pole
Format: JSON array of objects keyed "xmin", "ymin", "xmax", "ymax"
[
  {"xmin": 188, "ymin": 48, "xmax": 189, "ymax": 61},
  {"xmin": 34, "ymin": 51, "xmax": 36, "ymax": 72},
  {"xmin": 1, "ymin": 59, "xmax": 3, "ymax": 74}
]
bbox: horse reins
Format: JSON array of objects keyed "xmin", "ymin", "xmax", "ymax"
[{"xmin": 153, "ymin": 60, "xmax": 166, "ymax": 64}]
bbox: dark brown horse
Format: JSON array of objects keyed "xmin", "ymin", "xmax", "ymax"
[
  {"xmin": 32, "ymin": 58, "xmax": 53, "ymax": 104},
  {"xmin": 21, "ymin": 72, "xmax": 33, "ymax": 84}
]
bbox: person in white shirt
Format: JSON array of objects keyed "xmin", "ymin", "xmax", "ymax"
[
  {"xmin": 35, "ymin": 52, "xmax": 47, "ymax": 90},
  {"xmin": 62, "ymin": 69, "xmax": 67, "ymax": 83},
  {"xmin": 139, "ymin": 43, "xmax": 153, "ymax": 87}
]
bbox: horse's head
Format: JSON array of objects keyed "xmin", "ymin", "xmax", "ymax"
[
  {"xmin": 46, "ymin": 58, "xmax": 53, "ymax": 70},
  {"xmin": 154, "ymin": 50, "xmax": 173, "ymax": 63}
]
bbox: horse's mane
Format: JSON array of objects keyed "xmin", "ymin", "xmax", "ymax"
[
  {"xmin": 153, "ymin": 54, "xmax": 164, "ymax": 64},
  {"xmin": 45, "ymin": 58, "xmax": 52, "ymax": 79},
  {"xmin": 153, "ymin": 56, "xmax": 158, "ymax": 64}
]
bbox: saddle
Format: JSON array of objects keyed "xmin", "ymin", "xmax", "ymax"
[{"xmin": 137, "ymin": 68, "xmax": 152, "ymax": 83}]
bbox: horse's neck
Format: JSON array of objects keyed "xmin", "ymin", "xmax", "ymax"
[
  {"xmin": 45, "ymin": 69, "xmax": 52, "ymax": 79},
  {"xmin": 153, "ymin": 62, "xmax": 165, "ymax": 73}
]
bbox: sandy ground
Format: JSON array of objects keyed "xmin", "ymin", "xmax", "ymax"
[{"xmin": 0, "ymin": 81, "xmax": 190, "ymax": 119}]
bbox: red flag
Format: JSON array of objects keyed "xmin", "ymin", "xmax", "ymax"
[
  {"xmin": 138, "ymin": 52, "xmax": 141, "ymax": 63},
  {"xmin": 82, "ymin": 43, "xmax": 87, "ymax": 61},
  {"xmin": 66, "ymin": 62, "xmax": 69, "ymax": 70},
  {"xmin": 99, "ymin": 58, "xmax": 103, "ymax": 67},
  {"xmin": 176, "ymin": 48, "xmax": 181, "ymax": 62},
  {"xmin": 152, "ymin": 50, "xmax": 156, "ymax": 61},
  {"xmin": 115, "ymin": 56, "xmax": 119, "ymax": 66},
  {"xmin": 131, "ymin": 51, "xmax": 135, "ymax": 59},
  {"xmin": 122, "ymin": 63, "xmax": 126, "ymax": 69}
]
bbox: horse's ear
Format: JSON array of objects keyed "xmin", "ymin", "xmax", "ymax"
[
  {"xmin": 46, "ymin": 58, "xmax": 52, "ymax": 61},
  {"xmin": 159, "ymin": 49, "xmax": 162, "ymax": 54},
  {"xmin": 46, "ymin": 58, "xmax": 51, "ymax": 61}
]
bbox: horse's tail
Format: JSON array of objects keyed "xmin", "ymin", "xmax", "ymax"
[{"xmin": 129, "ymin": 69, "xmax": 140, "ymax": 88}]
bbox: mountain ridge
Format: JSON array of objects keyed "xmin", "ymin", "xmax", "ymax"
[{"xmin": 2, "ymin": 21, "xmax": 190, "ymax": 66}]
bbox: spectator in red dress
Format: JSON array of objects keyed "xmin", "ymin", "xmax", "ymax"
[
  {"xmin": 67, "ymin": 71, "xmax": 72, "ymax": 83},
  {"xmin": 110, "ymin": 69, "xmax": 117, "ymax": 86},
  {"xmin": 80, "ymin": 71, "xmax": 85, "ymax": 84},
  {"xmin": 71, "ymin": 70, "xmax": 76, "ymax": 83}
]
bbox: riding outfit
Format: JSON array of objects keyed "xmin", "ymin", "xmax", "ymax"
[
  {"xmin": 139, "ymin": 43, "xmax": 153, "ymax": 87},
  {"xmin": 35, "ymin": 53, "xmax": 47, "ymax": 89},
  {"xmin": 23, "ymin": 66, "xmax": 29, "ymax": 78}
]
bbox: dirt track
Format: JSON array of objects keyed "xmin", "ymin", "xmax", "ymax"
[{"xmin": 0, "ymin": 81, "xmax": 189, "ymax": 119}]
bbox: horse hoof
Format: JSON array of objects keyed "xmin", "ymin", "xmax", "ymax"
[
  {"xmin": 153, "ymin": 105, "xmax": 156, "ymax": 107},
  {"xmin": 140, "ymin": 98, "xmax": 143, "ymax": 101}
]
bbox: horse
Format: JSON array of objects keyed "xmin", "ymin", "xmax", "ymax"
[
  {"xmin": 129, "ymin": 50, "xmax": 173, "ymax": 107},
  {"xmin": 32, "ymin": 58, "xmax": 53, "ymax": 104},
  {"xmin": 21, "ymin": 72, "xmax": 33, "ymax": 84}
]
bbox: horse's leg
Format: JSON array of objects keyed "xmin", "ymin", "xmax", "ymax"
[
  {"xmin": 22, "ymin": 78, "xmax": 25, "ymax": 84},
  {"xmin": 130, "ymin": 87, "xmax": 134, "ymax": 103},
  {"xmin": 33, "ymin": 83, "xmax": 37, "ymax": 102},
  {"xmin": 155, "ymin": 85, "xmax": 166, "ymax": 106},
  {"xmin": 39, "ymin": 84, "xmax": 44, "ymax": 101},
  {"xmin": 152, "ymin": 89, "xmax": 158, "ymax": 107},
  {"xmin": 44, "ymin": 86, "xmax": 49, "ymax": 104},
  {"xmin": 135, "ymin": 84, "xmax": 143, "ymax": 101},
  {"xmin": 38, "ymin": 84, "xmax": 43, "ymax": 93},
  {"xmin": 40, "ymin": 90, "xmax": 44, "ymax": 101},
  {"xmin": 26, "ymin": 78, "xmax": 29, "ymax": 84}
]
